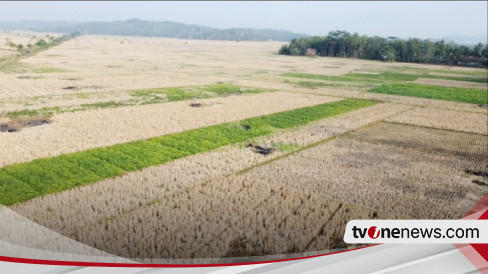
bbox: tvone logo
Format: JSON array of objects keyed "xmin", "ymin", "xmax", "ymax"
[
  {"xmin": 368, "ymin": 226, "xmax": 380, "ymax": 239},
  {"xmin": 351, "ymin": 225, "xmax": 381, "ymax": 239}
]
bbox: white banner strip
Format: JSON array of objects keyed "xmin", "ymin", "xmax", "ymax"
[{"xmin": 344, "ymin": 220, "xmax": 488, "ymax": 244}]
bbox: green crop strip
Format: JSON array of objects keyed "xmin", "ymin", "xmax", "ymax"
[
  {"xmin": 368, "ymin": 84, "xmax": 487, "ymax": 104},
  {"xmin": 419, "ymin": 74, "xmax": 488, "ymax": 83},
  {"xmin": 283, "ymin": 71, "xmax": 487, "ymax": 84},
  {"xmin": 282, "ymin": 72, "xmax": 413, "ymax": 83},
  {"xmin": 295, "ymin": 81, "xmax": 347, "ymax": 89},
  {"xmin": 0, "ymin": 99, "xmax": 375, "ymax": 205},
  {"xmin": 345, "ymin": 72, "xmax": 420, "ymax": 82},
  {"xmin": 282, "ymin": 72, "xmax": 371, "ymax": 83}
]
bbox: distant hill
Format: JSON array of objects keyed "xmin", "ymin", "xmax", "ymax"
[
  {"xmin": 441, "ymin": 34, "xmax": 487, "ymax": 46},
  {"xmin": 0, "ymin": 19, "xmax": 308, "ymax": 42}
]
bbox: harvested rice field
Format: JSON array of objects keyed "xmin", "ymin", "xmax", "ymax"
[
  {"xmin": 1, "ymin": 34, "xmax": 487, "ymax": 263},
  {"xmin": 0, "ymin": 31, "xmax": 62, "ymax": 58}
]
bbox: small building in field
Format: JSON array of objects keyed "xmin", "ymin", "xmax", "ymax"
[
  {"xmin": 306, "ymin": 48, "xmax": 317, "ymax": 56},
  {"xmin": 457, "ymin": 56, "xmax": 482, "ymax": 67}
]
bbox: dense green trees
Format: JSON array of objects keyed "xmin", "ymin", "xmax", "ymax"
[{"xmin": 279, "ymin": 31, "xmax": 488, "ymax": 67}]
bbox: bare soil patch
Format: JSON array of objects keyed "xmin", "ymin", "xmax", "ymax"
[
  {"xmin": 0, "ymin": 115, "xmax": 52, "ymax": 133},
  {"xmin": 472, "ymin": 180, "xmax": 487, "ymax": 186},
  {"xmin": 246, "ymin": 143, "xmax": 276, "ymax": 155},
  {"xmin": 62, "ymin": 86, "xmax": 77, "ymax": 90}
]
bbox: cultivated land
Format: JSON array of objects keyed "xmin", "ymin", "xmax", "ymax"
[{"xmin": 1, "ymin": 34, "xmax": 487, "ymax": 262}]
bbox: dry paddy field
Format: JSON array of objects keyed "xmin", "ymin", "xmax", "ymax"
[
  {"xmin": 0, "ymin": 31, "xmax": 62, "ymax": 58},
  {"xmin": 1, "ymin": 34, "xmax": 487, "ymax": 263}
]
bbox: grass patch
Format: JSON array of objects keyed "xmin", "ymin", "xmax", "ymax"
[
  {"xmin": 7, "ymin": 107, "xmax": 61, "ymax": 118},
  {"xmin": 295, "ymin": 81, "xmax": 331, "ymax": 88},
  {"xmin": 0, "ymin": 99, "xmax": 375, "ymax": 205},
  {"xmin": 283, "ymin": 72, "xmax": 407, "ymax": 83},
  {"xmin": 273, "ymin": 142, "xmax": 301, "ymax": 153},
  {"xmin": 165, "ymin": 88, "xmax": 205, "ymax": 102},
  {"xmin": 80, "ymin": 101, "xmax": 129, "ymax": 109},
  {"xmin": 76, "ymin": 93, "xmax": 92, "ymax": 99},
  {"xmin": 0, "ymin": 62, "xmax": 28, "ymax": 73},
  {"xmin": 419, "ymin": 74, "xmax": 487, "ymax": 83},
  {"xmin": 430, "ymin": 69, "xmax": 488, "ymax": 77},
  {"xmin": 132, "ymin": 84, "xmax": 263, "ymax": 103},
  {"xmin": 369, "ymin": 83, "xmax": 487, "ymax": 104},
  {"xmin": 288, "ymin": 80, "xmax": 353, "ymax": 90},
  {"xmin": 282, "ymin": 72, "xmax": 353, "ymax": 82},
  {"xmin": 285, "ymin": 71, "xmax": 487, "ymax": 85},
  {"xmin": 1, "ymin": 63, "xmax": 68, "ymax": 74},
  {"xmin": 204, "ymin": 83, "xmax": 263, "ymax": 95},
  {"xmin": 346, "ymin": 71, "xmax": 419, "ymax": 82},
  {"xmin": 33, "ymin": 67, "xmax": 69, "ymax": 73}
]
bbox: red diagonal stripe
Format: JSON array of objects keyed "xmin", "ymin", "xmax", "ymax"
[{"xmin": 470, "ymin": 209, "xmax": 488, "ymax": 262}]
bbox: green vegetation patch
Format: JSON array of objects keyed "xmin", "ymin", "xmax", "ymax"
[
  {"xmin": 419, "ymin": 74, "xmax": 487, "ymax": 84},
  {"xmin": 296, "ymin": 81, "xmax": 328, "ymax": 88},
  {"xmin": 273, "ymin": 142, "xmax": 301, "ymax": 153},
  {"xmin": 33, "ymin": 67, "xmax": 69, "ymax": 74},
  {"xmin": 369, "ymin": 84, "xmax": 487, "ymax": 104},
  {"xmin": 284, "ymin": 71, "xmax": 487, "ymax": 85},
  {"xmin": 282, "ymin": 72, "xmax": 354, "ymax": 82},
  {"xmin": 204, "ymin": 84, "xmax": 263, "ymax": 95},
  {"xmin": 0, "ymin": 62, "xmax": 28, "ymax": 74},
  {"xmin": 252, "ymin": 99, "xmax": 375, "ymax": 129},
  {"xmin": 283, "ymin": 72, "xmax": 411, "ymax": 84},
  {"xmin": 7, "ymin": 107, "xmax": 62, "ymax": 118},
  {"xmin": 429, "ymin": 69, "xmax": 488, "ymax": 77},
  {"xmin": 80, "ymin": 101, "xmax": 128, "ymax": 109},
  {"xmin": 131, "ymin": 84, "xmax": 262, "ymax": 103},
  {"xmin": 0, "ymin": 63, "xmax": 68, "ymax": 74},
  {"xmin": 0, "ymin": 99, "xmax": 375, "ymax": 205},
  {"xmin": 0, "ymin": 171, "xmax": 38, "ymax": 205},
  {"xmin": 346, "ymin": 72, "xmax": 419, "ymax": 82}
]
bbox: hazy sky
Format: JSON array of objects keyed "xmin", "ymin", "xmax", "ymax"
[{"xmin": 0, "ymin": 1, "xmax": 487, "ymax": 39}]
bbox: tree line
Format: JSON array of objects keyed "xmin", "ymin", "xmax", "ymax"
[
  {"xmin": 278, "ymin": 30, "xmax": 488, "ymax": 67},
  {"xmin": 5, "ymin": 32, "xmax": 80, "ymax": 57}
]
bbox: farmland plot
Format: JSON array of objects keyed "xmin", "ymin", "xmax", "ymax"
[
  {"xmin": 415, "ymin": 78, "xmax": 488, "ymax": 90},
  {"xmin": 247, "ymin": 122, "xmax": 486, "ymax": 220},
  {"xmin": 1, "ymin": 99, "xmax": 374, "ymax": 205},
  {"xmin": 17, "ymin": 119, "xmax": 482, "ymax": 261},
  {"xmin": 70, "ymin": 178, "xmax": 395, "ymax": 262},
  {"xmin": 10, "ymin": 146, "xmax": 286, "ymax": 235},
  {"xmin": 0, "ymin": 91, "xmax": 340, "ymax": 167},
  {"xmin": 0, "ymin": 35, "xmax": 330, "ymax": 99},
  {"xmin": 1, "ymin": 33, "xmax": 487, "ymax": 263},
  {"xmin": 386, "ymin": 107, "xmax": 488, "ymax": 135},
  {"xmin": 278, "ymin": 81, "xmax": 487, "ymax": 114},
  {"xmin": 368, "ymin": 84, "xmax": 487, "ymax": 104},
  {"xmin": 12, "ymin": 107, "xmax": 484, "ymax": 261},
  {"xmin": 10, "ymin": 102, "xmax": 402, "ymax": 235}
]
